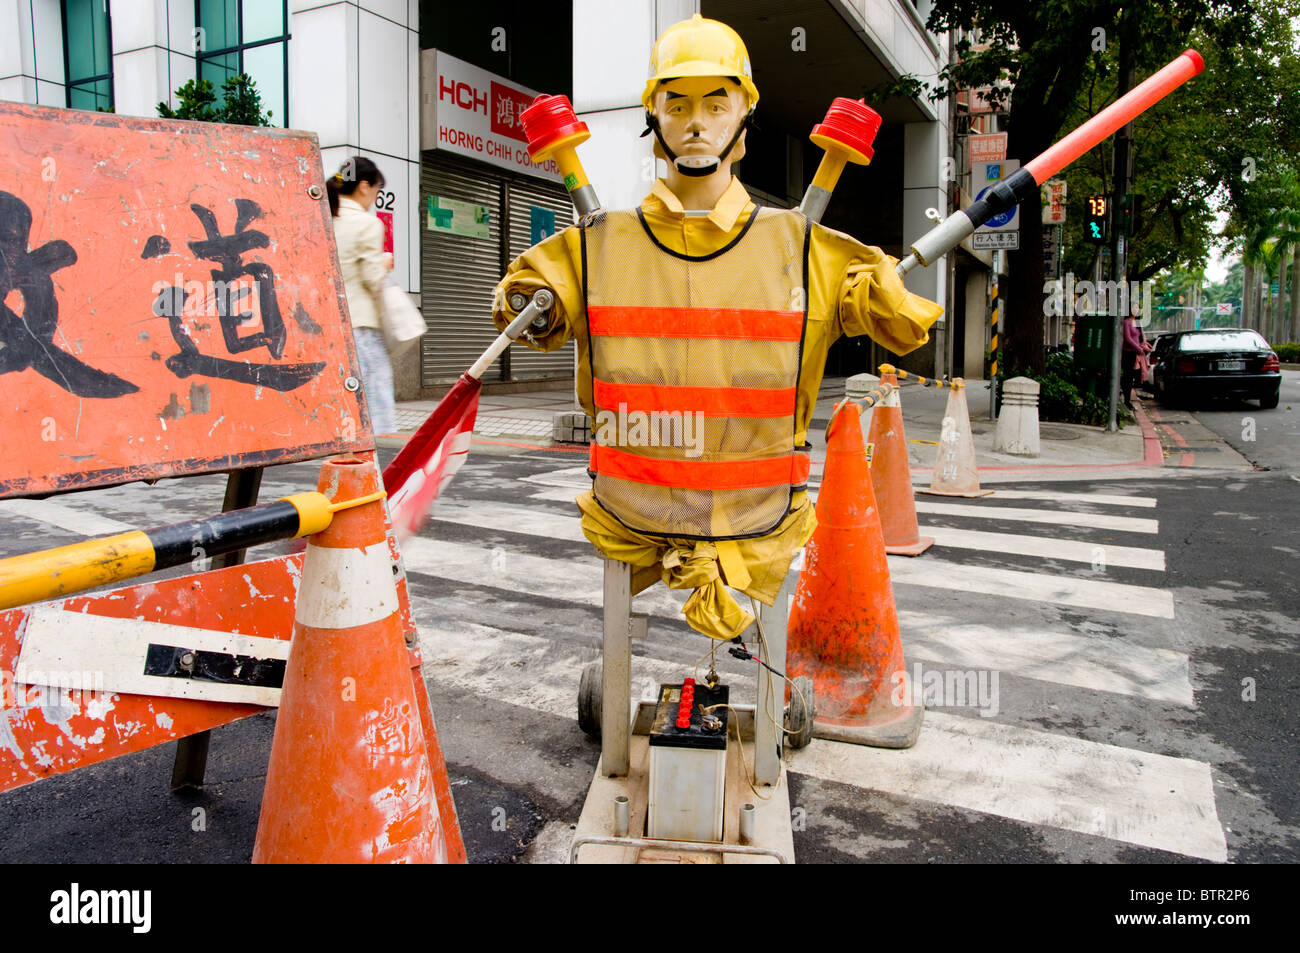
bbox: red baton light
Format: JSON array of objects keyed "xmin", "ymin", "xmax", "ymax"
[
  {"xmin": 800, "ymin": 98, "xmax": 882, "ymax": 222},
  {"xmin": 520, "ymin": 95, "xmax": 600, "ymax": 216}
]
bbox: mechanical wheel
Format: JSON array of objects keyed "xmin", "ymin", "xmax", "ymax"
[
  {"xmin": 578, "ymin": 660, "xmax": 602, "ymax": 739},
  {"xmin": 785, "ymin": 675, "xmax": 816, "ymax": 749},
  {"xmin": 1261, "ymin": 386, "xmax": 1280, "ymax": 410}
]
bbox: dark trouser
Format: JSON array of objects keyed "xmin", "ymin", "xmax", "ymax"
[{"xmin": 1121, "ymin": 350, "xmax": 1138, "ymax": 405}]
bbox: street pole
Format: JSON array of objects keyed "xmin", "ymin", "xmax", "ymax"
[
  {"xmin": 989, "ymin": 250, "xmax": 1001, "ymax": 421},
  {"xmin": 1106, "ymin": 38, "xmax": 1136, "ymax": 432}
]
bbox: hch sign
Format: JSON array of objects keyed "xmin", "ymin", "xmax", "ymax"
[{"xmin": 420, "ymin": 50, "xmax": 561, "ymax": 183}]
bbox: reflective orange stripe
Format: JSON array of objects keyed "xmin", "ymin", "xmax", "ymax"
[
  {"xmin": 591, "ymin": 444, "xmax": 810, "ymax": 490},
  {"xmin": 588, "ymin": 306, "xmax": 803, "ymax": 341},
  {"xmin": 593, "ymin": 380, "xmax": 797, "ymax": 417}
]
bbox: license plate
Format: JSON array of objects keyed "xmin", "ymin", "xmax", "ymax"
[{"xmin": 1217, "ymin": 360, "xmax": 1245, "ymax": 371}]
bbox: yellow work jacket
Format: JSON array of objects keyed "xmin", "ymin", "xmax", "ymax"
[{"xmin": 493, "ymin": 176, "xmax": 943, "ymax": 640}]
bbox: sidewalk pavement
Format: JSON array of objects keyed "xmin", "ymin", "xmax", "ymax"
[{"xmin": 386, "ymin": 376, "xmax": 1231, "ymax": 482}]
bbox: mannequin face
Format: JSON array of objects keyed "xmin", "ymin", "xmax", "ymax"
[{"xmin": 652, "ymin": 76, "xmax": 749, "ymax": 171}]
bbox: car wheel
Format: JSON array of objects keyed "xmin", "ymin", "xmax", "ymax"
[
  {"xmin": 785, "ymin": 676, "xmax": 816, "ymax": 750},
  {"xmin": 1260, "ymin": 386, "xmax": 1280, "ymax": 410},
  {"xmin": 577, "ymin": 660, "xmax": 601, "ymax": 738}
]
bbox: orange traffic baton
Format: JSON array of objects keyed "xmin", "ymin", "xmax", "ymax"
[
  {"xmin": 253, "ymin": 456, "xmax": 454, "ymax": 863},
  {"xmin": 788, "ymin": 401, "xmax": 923, "ymax": 748},
  {"xmin": 867, "ymin": 365, "xmax": 934, "ymax": 556}
]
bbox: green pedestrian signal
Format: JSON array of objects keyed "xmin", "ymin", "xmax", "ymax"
[{"xmin": 1086, "ymin": 194, "xmax": 1107, "ymax": 244}]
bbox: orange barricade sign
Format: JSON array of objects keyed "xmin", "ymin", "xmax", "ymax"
[
  {"xmin": 0, "ymin": 547, "xmax": 467, "ymax": 862},
  {"xmin": 0, "ymin": 554, "xmax": 300, "ymax": 789},
  {"xmin": 0, "ymin": 102, "xmax": 369, "ymax": 497}
]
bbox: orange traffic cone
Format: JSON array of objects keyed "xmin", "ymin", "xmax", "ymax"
[
  {"xmin": 867, "ymin": 365, "xmax": 934, "ymax": 556},
  {"xmin": 253, "ymin": 456, "xmax": 451, "ymax": 863},
  {"xmin": 788, "ymin": 401, "xmax": 923, "ymax": 749},
  {"xmin": 919, "ymin": 381, "xmax": 994, "ymax": 497}
]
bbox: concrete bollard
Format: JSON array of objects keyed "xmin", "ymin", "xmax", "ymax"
[
  {"xmin": 553, "ymin": 410, "xmax": 592, "ymax": 444},
  {"xmin": 845, "ymin": 373, "xmax": 880, "ymax": 444},
  {"xmin": 993, "ymin": 376, "xmax": 1041, "ymax": 457}
]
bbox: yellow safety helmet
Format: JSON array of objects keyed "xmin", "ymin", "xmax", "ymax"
[{"xmin": 641, "ymin": 14, "xmax": 759, "ymax": 113}]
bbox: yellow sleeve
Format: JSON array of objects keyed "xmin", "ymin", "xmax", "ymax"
[
  {"xmin": 810, "ymin": 224, "xmax": 944, "ymax": 356},
  {"xmin": 491, "ymin": 225, "xmax": 585, "ymax": 353}
]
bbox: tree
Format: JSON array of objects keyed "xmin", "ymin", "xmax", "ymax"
[
  {"xmin": 157, "ymin": 75, "xmax": 273, "ymax": 126},
  {"xmin": 912, "ymin": 1, "xmax": 1291, "ymax": 374},
  {"xmin": 1236, "ymin": 169, "xmax": 1300, "ymax": 341}
]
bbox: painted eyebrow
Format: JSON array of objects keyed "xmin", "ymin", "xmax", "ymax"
[{"xmin": 662, "ymin": 88, "xmax": 731, "ymax": 100}]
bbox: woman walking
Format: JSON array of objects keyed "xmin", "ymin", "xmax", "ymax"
[{"xmin": 328, "ymin": 157, "xmax": 396, "ymax": 435}]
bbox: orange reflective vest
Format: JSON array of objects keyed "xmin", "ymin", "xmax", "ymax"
[{"xmin": 582, "ymin": 208, "xmax": 811, "ymax": 540}]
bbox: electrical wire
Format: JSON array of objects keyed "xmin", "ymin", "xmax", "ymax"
[
  {"xmin": 701, "ymin": 701, "xmax": 775, "ymax": 802},
  {"xmin": 682, "ymin": 593, "xmax": 815, "ymax": 801},
  {"xmin": 747, "ymin": 597, "xmax": 813, "ymax": 741}
]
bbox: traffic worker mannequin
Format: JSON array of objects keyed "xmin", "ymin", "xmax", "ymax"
[{"xmin": 493, "ymin": 14, "xmax": 944, "ymax": 641}]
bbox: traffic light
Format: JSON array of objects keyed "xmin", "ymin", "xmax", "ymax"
[
  {"xmin": 1119, "ymin": 193, "xmax": 1143, "ymax": 236},
  {"xmin": 1086, "ymin": 194, "xmax": 1108, "ymax": 243}
]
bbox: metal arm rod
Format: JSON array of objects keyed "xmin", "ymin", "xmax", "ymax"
[{"xmin": 467, "ymin": 289, "xmax": 555, "ymax": 380}]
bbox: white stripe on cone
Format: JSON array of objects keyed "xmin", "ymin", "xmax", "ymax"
[{"xmin": 295, "ymin": 541, "xmax": 399, "ymax": 629}]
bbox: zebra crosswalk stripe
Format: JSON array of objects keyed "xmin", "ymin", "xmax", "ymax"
[
  {"xmin": 943, "ymin": 489, "xmax": 1159, "ymax": 508},
  {"xmin": 914, "ymin": 500, "xmax": 1159, "ymax": 534},
  {"xmin": 411, "ymin": 619, "xmax": 1221, "ymax": 862},
  {"xmin": 921, "ymin": 525, "xmax": 1165, "ymax": 570},
  {"xmin": 887, "ymin": 556, "xmax": 1176, "ymax": 618},
  {"xmin": 898, "ymin": 613, "xmax": 1192, "ymax": 706},
  {"xmin": 0, "ymin": 499, "xmax": 133, "ymax": 536},
  {"xmin": 790, "ymin": 716, "xmax": 1226, "ymax": 862}
]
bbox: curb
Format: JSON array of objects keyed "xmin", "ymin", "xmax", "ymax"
[
  {"xmin": 1130, "ymin": 400, "xmax": 1167, "ymax": 466},
  {"xmin": 1141, "ymin": 402, "xmax": 1197, "ymax": 467}
]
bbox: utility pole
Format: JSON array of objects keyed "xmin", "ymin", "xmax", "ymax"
[{"xmin": 1106, "ymin": 35, "xmax": 1136, "ymax": 432}]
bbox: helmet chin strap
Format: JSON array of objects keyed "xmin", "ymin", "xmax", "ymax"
[{"xmin": 643, "ymin": 112, "xmax": 751, "ymax": 178}]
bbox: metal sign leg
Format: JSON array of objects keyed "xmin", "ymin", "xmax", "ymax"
[
  {"xmin": 601, "ymin": 559, "xmax": 632, "ymax": 777},
  {"xmin": 754, "ymin": 569, "xmax": 795, "ymax": 785},
  {"xmin": 170, "ymin": 466, "xmax": 263, "ymax": 791}
]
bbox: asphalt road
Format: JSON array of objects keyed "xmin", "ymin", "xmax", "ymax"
[
  {"xmin": 0, "ymin": 435, "xmax": 1295, "ymax": 870},
  {"xmin": 1156, "ymin": 368, "xmax": 1300, "ymax": 473}
]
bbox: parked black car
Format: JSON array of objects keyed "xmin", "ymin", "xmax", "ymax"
[{"xmin": 1151, "ymin": 329, "xmax": 1281, "ymax": 409}]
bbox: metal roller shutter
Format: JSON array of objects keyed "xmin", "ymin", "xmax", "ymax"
[{"xmin": 420, "ymin": 152, "xmax": 575, "ymax": 386}]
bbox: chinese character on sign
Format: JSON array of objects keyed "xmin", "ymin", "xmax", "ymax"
[
  {"xmin": 147, "ymin": 200, "xmax": 324, "ymax": 392},
  {"xmin": 0, "ymin": 191, "xmax": 139, "ymax": 398},
  {"xmin": 968, "ymin": 133, "xmax": 1007, "ymax": 167},
  {"xmin": 1041, "ymin": 179, "xmax": 1067, "ymax": 225},
  {"xmin": 496, "ymin": 96, "xmax": 515, "ymax": 129}
]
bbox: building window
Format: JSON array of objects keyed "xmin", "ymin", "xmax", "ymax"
[
  {"xmin": 196, "ymin": 0, "xmax": 289, "ymax": 126},
  {"xmin": 63, "ymin": 0, "xmax": 113, "ymax": 112}
]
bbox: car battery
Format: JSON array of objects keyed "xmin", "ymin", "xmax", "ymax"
[{"xmin": 647, "ymin": 680, "xmax": 729, "ymax": 843}]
